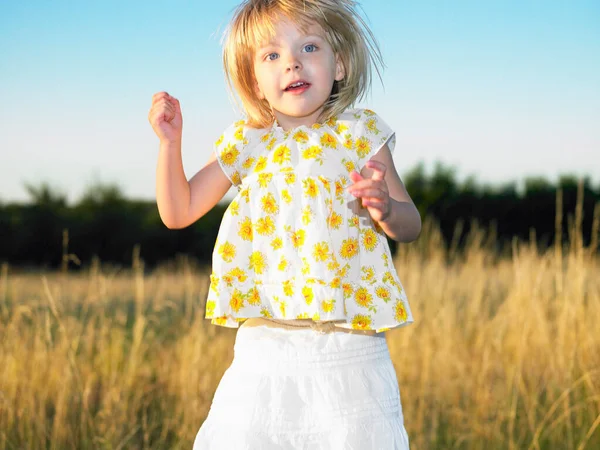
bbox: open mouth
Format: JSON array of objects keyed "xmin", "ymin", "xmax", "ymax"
[{"xmin": 284, "ymin": 81, "xmax": 311, "ymax": 92}]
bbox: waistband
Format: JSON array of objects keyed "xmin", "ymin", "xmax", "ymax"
[
  {"xmin": 233, "ymin": 319, "xmax": 389, "ymax": 372},
  {"xmin": 242, "ymin": 317, "xmax": 380, "ymax": 335}
]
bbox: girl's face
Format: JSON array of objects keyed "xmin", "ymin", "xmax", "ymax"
[{"xmin": 253, "ymin": 17, "xmax": 345, "ymax": 130}]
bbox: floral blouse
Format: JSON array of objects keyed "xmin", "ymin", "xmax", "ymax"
[{"xmin": 205, "ymin": 108, "xmax": 414, "ymax": 332}]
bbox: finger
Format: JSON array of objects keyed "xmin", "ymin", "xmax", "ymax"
[
  {"xmin": 366, "ymin": 160, "xmax": 387, "ymax": 181},
  {"xmin": 348, "ymin": 180, "xmax": 388, "ymax": 194},
  {"xmin": 350, "ymin": 188, "xmax": 387, "ymax": 200},
  {"xmin": 152, "ymin": 91, "xmax": 170, "ymax": 102},
  {"xmin": 362, "ymin": 199, "xmax": 387, "ymax": 210},
  {"xmin": 349, "ymin": 171, "xmax": 363, "ymax": 183}
]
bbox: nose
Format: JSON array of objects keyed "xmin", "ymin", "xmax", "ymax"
[{"xmin": 285, "ymin": 54, "xmax": 302, "ymax": 72}]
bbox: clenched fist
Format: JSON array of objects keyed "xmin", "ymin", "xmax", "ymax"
[{"xmin": 148, "ymin": 91, "xmax": 183, "ymax": 143}]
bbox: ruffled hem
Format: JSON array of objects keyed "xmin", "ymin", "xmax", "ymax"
[{"xmin": 193, "ymin": 416, "xmax": 410, "ymax": 449}]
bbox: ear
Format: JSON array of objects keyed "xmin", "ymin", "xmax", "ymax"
[{"xmin": 335, "ymin": 55, "xmax": 345, "ymax": 81}]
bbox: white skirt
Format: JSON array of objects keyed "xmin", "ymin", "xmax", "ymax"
[{"xmin": 193, "ymin": 319, "xmax": 410, "ymax": 449}]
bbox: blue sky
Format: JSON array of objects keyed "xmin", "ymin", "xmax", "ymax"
[{"xmin": 1, "ymin": 0, "xmax": 598, "ymax": 204}]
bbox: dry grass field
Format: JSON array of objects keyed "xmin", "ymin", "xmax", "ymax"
[{"xmin": 1, "ymin": 196, "xmax": 599, "ymax": 449}]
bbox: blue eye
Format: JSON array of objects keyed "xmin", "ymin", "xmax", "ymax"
[
  {"xmin": 303, "ymin": 44, "xmax": 317, "ymax": 53},
  {"xmin": 265, "ymin": 53, "xmax": 279, "ymax": 61}
]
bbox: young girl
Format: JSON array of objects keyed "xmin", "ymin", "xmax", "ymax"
[{"xmin": 149, "ymin": 0, "xmax": 421, "ymax": 448}]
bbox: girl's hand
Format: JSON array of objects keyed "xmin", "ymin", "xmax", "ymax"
[
  {"xmin": 148, "ymin": 91, "xmax": 183, "ymax": 143},
  {"xmin": 347, "ymin": 160, "xmax": 392, "ymax": 223}
]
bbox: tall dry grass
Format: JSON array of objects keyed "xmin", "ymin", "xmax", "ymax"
[{"xmin": 1, "ymin": 187, "xmax": 599, "ymax": 449}]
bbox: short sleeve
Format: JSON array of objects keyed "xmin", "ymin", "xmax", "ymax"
[
  {"xmin": 351, "ymin": 109, "xmax": 396, "ymax": 171},
  {"xmin": 214, "ymin": 120, "xmax": 248, "ymax": 187}
]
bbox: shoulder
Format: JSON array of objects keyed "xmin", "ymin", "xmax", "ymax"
[
  {"xmin": 213, "ymin": 119, "xmax": 271, "ymax": 185},
  {"xmin": 214, "ymin": 120, "xmax": 271, "ymax": 151}
]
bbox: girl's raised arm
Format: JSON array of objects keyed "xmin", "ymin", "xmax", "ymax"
[{"xmin": 149, "ymin": 92, "xmax": 232, "ymax": 229}]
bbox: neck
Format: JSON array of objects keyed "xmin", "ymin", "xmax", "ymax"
[{"xmin": 273, "ymin": 107, "xmax": 324, "ymax": 131}]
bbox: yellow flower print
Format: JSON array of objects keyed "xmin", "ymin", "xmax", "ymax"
[
  {"xmin": 240, "ymin": 187, "xmax": 250, "ymax": 203},
  {"xmin": 260, "ymin": 307, "xmax": 273, "ymax": 318},
  {"xmin": 230, "ymin": 289, "xmax": 245, "ymax": 312},
  {"xmin": 312, "ymin": 312, "xmax": 321, "ymax": 321},
  {"xmin": 326, "ymin": 116, "xmax": 337, "ymax": 127},
  {"xmin": 231, "ymin": 171, "xmax": 241, "ymax": 186},
  {"xmin": 329, "ymin": 277, "xmax": 341, "ymax": 289},
  {"xmin": 320, "ymin": 132, "xmax": 337, "ymax": 149},
  {"xmin": 228, "ymin": 200, "xmax": 239, "ymax": 216},
  {"xmin": 266, "ymin": 137, "xmax": 277, "ymax": 150},
  {"xmin": 218, "ymin": 241, "xmax": 236, "ymax": 262},
  {"xmin": 375, "ymin": 286, "xmax": 391, "ymax": 302},
  {"xmin": 249, "ymin": 251, "xmax": 267, "ymax": 274},
  {"xmin": 364, "ymin": 109, "xmax": 376, "ymax": 116},
  {"xmin": 255, "ymin": 216, "xmax": 275, "ymax": 236},
  {"xmin": 383, "ymin": 271, "xmax": 402, "ymax": 290},
  {"xmin": 273, "ymin": 145, "xmax": 291, "ymax": 164},
  {"xmin": 289, "ymin": 228, "xmax": 306, "ymax": 249},
  {"xmin": 296, "ymin": 312, "xmax": 310, "ymax": 319},
  {"xmin": 281, "ymin": 189, "xmax": 292, "ymax": 204},
  {"xmin": 283, "ymin": 279, "xmax": 294, "ymax": 296},
  {"xmin": 340, "ymin": 238, "xmax": 359, "ymax": 259},
  {"xmin": 301, "ymin": 257, "xmax": 310, "ymax": 275},
  {"xmin": 215, "ymin": 134, "xmax": 224, "ymax": 147},
  {"xmin": 247, "ymin": 287, "xmax": 261, "ymax": 306},
  {"xmin": 348, "ymin": 215, "xmax": 360, "ymax": 228},
  {"xmin": 284, "ymin": 172, "xmax": 296, "ymax": 185},
  {"xmin": 302, "ymin": 205, "xmax": 313, "ymax": 225},
  {"xmin": 328, "ymin": 211, "xmax": 343, "ymax": 229},
  {"xmin": 327, "ymin": 259, "xmax": 340, "ymax": 272},
  {"xmin": 318, "ymin": 176, "xmax": 331, "ymax": 191},
  {"xmin": 395, "ymin": 300, "xmax": 408, "ymax": 322},
  {"xmin": 354, "ymin": 287, "xmax": 373, "ymax": 308},
  {"xmin": 254, "ymin": 156, "xmax": 268, "ymax": 172},
  {"xmin": 271, "ymin": 236, "xmax": 283, "ymax": 250},
  {"xmin": 312, "ymin": 241, "xmax": 330, "ymax": 262},
  {"xmin": 342, "ymin": 283, "xmax": 354, "ymax": 299},
  {"xmin": 279, "ymin": 300, "xmax": 287, "ymax": 317},
  {"xmin": 222, "ymin": 273, "xmax": 234, "ymax": 286},
  {"xmin": 261, "ymin": 193, "xmax": 279, "ymax": 214},
  {"xmin": 361, "ymin": 266, "xmax": 375, "ymax": 282},
  {"xmin": 234, "ymin": 119, "xmax": 246, "ymax": 126},
  {"xmin": 278, "ymin": 256, "xmax": 288, "ymax": 271},
  {"xmin": 302, "ymin": 286, "xmax": 314, "ymax": 305},
  {"xmin": 321, "ymin": 299, "xmax": 335, "ymax": 313},
  {"xmin": 220, "ymin": 143, "xmax": 239, "ymax": 166},
  {"xmin": 343, "ymin": 135, "xmax": 354, "ymax": 150},
  {"xmin": 258, "ymin": 172, "xmax": 273, "ymax": 188},
  {"xmin": 261, "ymin": 132, "xmax": 272, "ymax": 143},
  {"xmin": 303, "ymin": 178, "xmax": 319, "ymax": 198},
  {"xmin": 335, "ymin": 123, "xmax": 349, "ymax": 135},
  {"xmin": 362, "ymin": 228, "xmax": 378, "ymax": 251},
  {"xmin": 302, "ymin": 145, "xmax": 323, "ymax": 163},
  {"xmin": 209, "ymin": 274, "xmax": 219, "ymax": 292},
  {"xmin": 311, "ymin": 123, "xmax": 322, "ymax": 130},
  {"xmin": 206, "ymin": 300, "xmax": 215, "ymax": 317},
  {"xmin": 238, "ymin": 217, "xmax": 253, "ymax": 241},
  {"xmin": 293, "ymin": 130, "xmax": 309, "ymax": 143},
  {"xmin": 227, "ymin": 267, "xmax": 247, "ymax": 283},
  {"xmin": 336, "ymin": 263, "xmax": 349, "ymax": 278},
  {"xmin": 234, "ymin": 127, "xmax": 244, "ymax": 141},
  {"xmin": 213, "ymin": 316, "xmax": 228, "ymax": 326},
  {"xmin": 351, "ymin": 314, "xmax": 372, "ymax": 330},
  {"xmin": 355, "ymin": 137, "xmax": 371, "ymax": 159},
  {"xmin": 366, "ymin": 118, "xmax": 380, "ymax": 134},
  {"xmin": 344, "ymin": 160, "xmax": 356, "ymax": 173}
]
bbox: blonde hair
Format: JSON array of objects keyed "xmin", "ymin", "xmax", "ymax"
[{"xmin": 222, "ymin": 0, "xmax": 384, "ymax": 128}]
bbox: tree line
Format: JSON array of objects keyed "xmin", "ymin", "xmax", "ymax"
[{"xmin": 1, "ymin": 162, "xmax": 598, "ymax": 270}]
